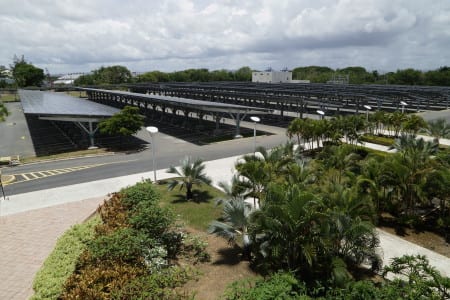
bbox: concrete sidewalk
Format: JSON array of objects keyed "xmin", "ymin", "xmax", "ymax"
[{"xmin": 1, "ymin": 154, "xmax": 450, "ymax": 299}]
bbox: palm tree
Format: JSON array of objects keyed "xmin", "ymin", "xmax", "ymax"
[
  {"xmin": 319, "ymin": 145, "xmax": 361, "ymax": 184},
  {"xmin": 286, "ymin": 118, "xmax": 304, "ymax": 145},
  {"xmin": 166, "ymin": 156, "xmax": 212, "ymax": 200},
  {"xmin": 321, "ymin": 183, "xmax": 380, "ymax": 269},
  {"xmin": 208, "ymin": 197, "xmax": 254, "ymax": 259},
  {"xmin": 424, "ymin": 118, "xmax": 450, "ymax": 145},
  {"xmin": 249, "ymin": 184, "xmax": 326, "ymax": 276},
  {"xmin": 389, "ymin": 111, "xmax": 407, "ymax": 137},
  {"xmin": 372, "ymin": 110, "xmax": 387, "ymax": 135},
  {"xmin": 402, "ymin": 114, "xmax": 427, "ymax": 136},
  {"xmin": 235, "ymin": 143, "xmax": 300, "ymax": 206},
  {"xmin": 380, "ymin": 151, "xmax": 435, "ymax": 216},
  {"xmin": 357, "ymin": 157, "xmax": 387, "ymax": 214},
  {"xmin": 234, "ymin": 156, "xmax": 269, "ymax": 207},
  {"xmin": 390, "ymin": 134, "xmax": 439, "ymax": 160}
]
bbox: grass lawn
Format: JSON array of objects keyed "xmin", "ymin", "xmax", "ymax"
[
  {"xmin": 0, "ymin": 93, "xmax": 18, "ymax": 102},
  {"xmin": 153, "ymin": 180, "xmax": 225, "ymax": 231},
  {"xmin": 64, "ymin": 91, "xmax": 87, "ymax": 98}
]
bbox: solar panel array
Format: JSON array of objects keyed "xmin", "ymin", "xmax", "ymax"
[{"xmin": 19, "ymin": 90, "xmax": 120, "ymax": 117}]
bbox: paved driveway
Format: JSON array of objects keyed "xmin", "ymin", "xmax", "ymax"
[{"xmin": 0, "ymin": 102, "xmax": 35, "ymax": 158}]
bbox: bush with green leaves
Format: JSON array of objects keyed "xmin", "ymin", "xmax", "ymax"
[
  {"xmin": 87, "ymin": 227, "xmax": 162, "ymax": 265},
  {"xmin": 129, "ymin": 200, "xmax": 174, "ymax": 239},
  {"xmin": 62, "ymin": 259, "xmax": 144, "ymax": 299},
  {"xmin": 31, "ymin": 216, "xmax": 100, "ymax": 300},
  {"xmin": 222, "ymin": 272, "xmax": 308, "ymax": 300},
  {"xmin": 181, "ymin": 234, "xmax": 211, "ymax": 263},
  {"xmin": 120, "ymin": 179, "xmax": 161, "ymax": 208},
  {"xmin": 111, "ymin": 266, "xmax": 198, "ymax": 300},
  {"xmin": 61, "ymin": 180, "xmax": 207, "ymax": 298},
  {"xmin": 0, "ymin": 103, "xmax": 8, "ymax": 121}
]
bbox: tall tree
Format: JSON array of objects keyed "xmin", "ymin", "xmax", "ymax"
[
  {"xmin": 98, "ymin": 106, "xmax": 144, "ymax": 137},
  {"xmin": 234, "ymin": 66, "xmax": 252, "ymax": 81},
  {"xmin": 10, "ymin": 55, "xmax": 45, "ymax": 87}
]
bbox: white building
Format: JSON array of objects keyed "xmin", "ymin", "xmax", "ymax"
[
  {"xmin": 252, "ymin": 71, "xmax": 310, "ymax": 84},
  {"xmin": 53, "ymin": 73, "xmax": 84, "ymax": 85},
  {"xmin": 252, "ymin": 71, "xmax": 292, "ymax": 83}
]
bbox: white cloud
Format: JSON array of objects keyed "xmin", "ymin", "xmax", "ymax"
[{"xmin": 0, "ymin": 0, "xmax": 448, "ymax": 73}]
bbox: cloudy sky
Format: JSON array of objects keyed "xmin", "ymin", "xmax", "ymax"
[{"xmin": 1, "ymin": 0, "xmax": 449, "ymax": 74}]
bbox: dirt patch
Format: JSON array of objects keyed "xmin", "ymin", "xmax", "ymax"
[
  {"xmin": 182, "ymin": 229, "xmax": 259, "ymax": 300},
  {"xmin": 379, "ymin": 226, "xmax": 450, "ymax": 258}
]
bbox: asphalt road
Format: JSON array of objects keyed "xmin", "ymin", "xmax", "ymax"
[
  {"xmin": 0, "ymin": 98, "xmax": 288, "ymax": 196},
  {"xmin": 2, "ymin": 125, "xmax": 288, "ymax": 196}
]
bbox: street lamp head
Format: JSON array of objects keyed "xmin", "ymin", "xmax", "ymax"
[
  {"xmin": 316, "ymin": 110, "xmax": 325, "ymax": 115},
  {"xmin": 363, "ymin": 105, "xmax": 372, "ymax": 110},
  {"xmin": 146, "ymin": 126, "xmax": 158, "ymax": 134},
  {"xmin": 400, "ymin": 101, "xmax": 407, "ymax": 106},
  {"xmin": 250, "ymin": 116, "xmax": 260, "ymax": 123}
]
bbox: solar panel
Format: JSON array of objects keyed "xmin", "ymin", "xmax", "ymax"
[{"xmin": 19, "ymin": 90, "xmax": 120, "ymax": 117}]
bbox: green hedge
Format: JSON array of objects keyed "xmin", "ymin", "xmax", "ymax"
[
  {"xmin": 31, "ymin": 216, "xmax": 100, "ymax": 300},
  {"xmin": 360, "ymin": 134, "xmax": 394, "ymax": 146}
]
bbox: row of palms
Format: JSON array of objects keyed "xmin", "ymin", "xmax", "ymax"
[{"xmin": 287, "ymin": 112, "xmax": 450, "ymax": 149}]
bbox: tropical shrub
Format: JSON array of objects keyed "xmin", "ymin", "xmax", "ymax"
[
  {"xmin": 120, "ymin": 179, "xmax": 161, "ymax": 208},
  {"xmin": 95, "ymin": 192, "xmax": 129, "ymax": 235},
  {"xmin": 167, "ymin": 157, "xmax": 212, "ymax": 200},
  {"xmin": 249, "ymin": 183, "xmax": 380, "ymax": 286},
  {"xmin": 112, "ymin": 266, "xmax": 198, "ymax": 300},
  {"xmin": 128, "ymin": 200, "xmax": 174, "ymax": 239},
  {"xmin": 62, "ymin": 260, "xmax": 144, "ymax": 299},
  {"xmin": 87, "ymin": 228, "xmax": 161, "ymax": 265},
  {"xmin": 222, "ymin": 272, "xmax": 307, "ymax": 300},
  {"xmin": 60, "ymin": 180, "xmax": 204, "ymax": 298},
  {"xmin": 382, "ymin": 255, "xmax": 450, "ymax": 299},
  {"xmin": 31, "ymin": 216, "xmax": 100, "ymax": 300}
]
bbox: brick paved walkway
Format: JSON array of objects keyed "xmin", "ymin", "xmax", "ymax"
[{"xmin": 0, "ymin": 197, "xmax": 105, "ymax": 300}]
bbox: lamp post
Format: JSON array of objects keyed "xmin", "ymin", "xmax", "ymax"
[
  {"xmin": 363, "ymin": 105, "xmax": 372, "ymax": 122},
  {"xmin": 0, "ymin": 170, "xmax": 6, "ymax": 201},
  {"xmin": 400, "ymin": 101, "xmax": 407, "ymax": 114},
  {"xmin": 316, "ymin": 110, "xmax": 325, "ymax": 120},
  {"xmin": 146, "ymin": 126, "xmax": 158, "ymax": 183},
  {"xmin": 250, "ymin": 116, "xmax": 260, "ymax": 153}
]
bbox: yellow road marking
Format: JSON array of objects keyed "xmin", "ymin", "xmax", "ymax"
[{"xmin": 5, "ymin": 159, "xmax": 137, "ymax": 185}]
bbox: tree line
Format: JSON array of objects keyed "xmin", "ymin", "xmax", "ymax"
[
  {"xmin": 74, "ymin": 66, "xmax": 254, "ymax": 85},
  {"xmin": 292, "ymin": 65, "xmax": 450, "ymax": 85},
  {"xmin": 3, "ymin": 55, "xmax": 450, "ymax": 87},
  {"xmin": 75, "ymin": 65, "xmax": 450, "ymax": 86}
]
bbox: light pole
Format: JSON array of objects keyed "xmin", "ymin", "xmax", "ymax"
[
  {"xmin": 250, "ymin": 116, "xmax": 260, "ymax": 153},
  {"xmin": 0, "ymin": 170, "xmax": 6, "ymax": 201},
  {"xmin": 146, "ymin": 126, "xmax": 158, "ymax": 183},
  {"xmin": 400, "ymin": 101, "xmax": 407, "ymax": 114},
  {"xmin": 363, "ymin": 105, "xmax": 372, "ymax": 122},
  {"xmin": 316, "ymin": 110, "xmax": 325, "ymax": 120}
]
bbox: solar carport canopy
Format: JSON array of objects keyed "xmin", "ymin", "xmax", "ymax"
[
  {"xmin": 79, "ymin": 87, "xmax": 272, "ymax": 114},
  {"xmin": 19, "ymin": 89, "xmax": 120, "ymax": 120}
]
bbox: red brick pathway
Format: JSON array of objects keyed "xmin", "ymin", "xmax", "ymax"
[{"xmin": 0, "ymin": 197, "xmax": 105, "ymax": 300}]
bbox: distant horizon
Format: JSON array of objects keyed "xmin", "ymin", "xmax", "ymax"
[{"xmin": 40, "ymin": 65, "xmax": 446, "ymax": 77}]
